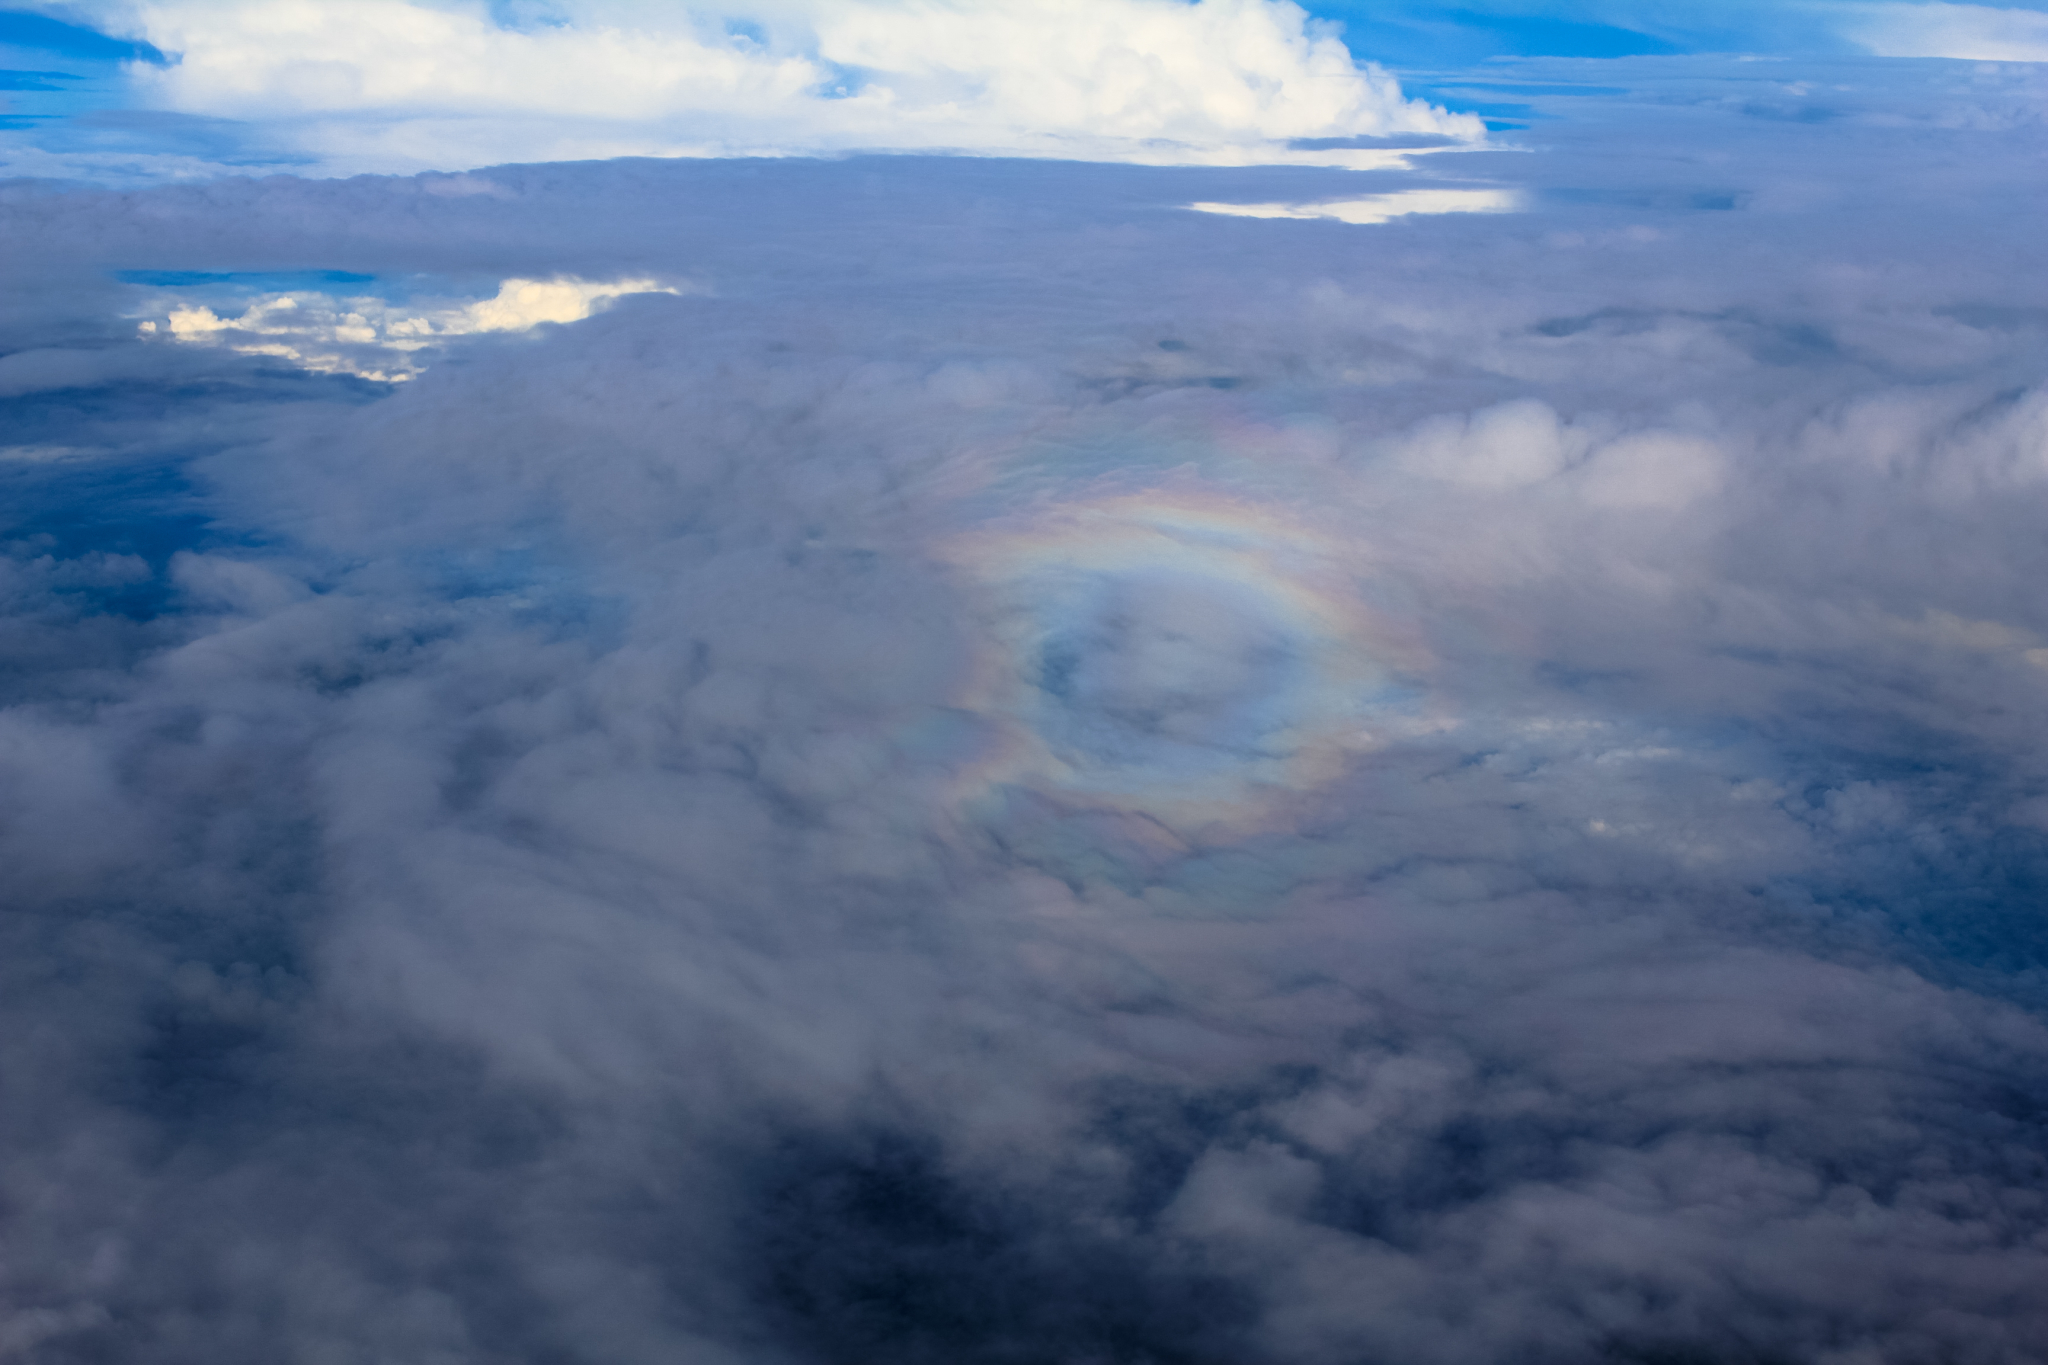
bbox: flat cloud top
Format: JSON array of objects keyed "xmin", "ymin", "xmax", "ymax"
[{"xmin": 3, "ymin": 36, "xmax": 2048, "ymax": 1365}]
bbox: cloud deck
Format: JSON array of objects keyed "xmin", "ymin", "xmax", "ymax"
[{"xmin": 3, "ymin": 41, "xmax": 2048, "ymax": 1365}]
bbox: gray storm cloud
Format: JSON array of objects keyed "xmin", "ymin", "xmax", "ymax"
[{"xmin": 3, "ymin": 54, "xmax": 2048, "ymax": 1365}]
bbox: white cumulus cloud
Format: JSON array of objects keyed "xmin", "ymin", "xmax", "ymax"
[
  {"xmin": 63, "ymin": 0, "xmax": 1483, "ymax": 173},
  {"xmin": 134, "ymin": 276, "xmax": 690, "ymax": 381}
]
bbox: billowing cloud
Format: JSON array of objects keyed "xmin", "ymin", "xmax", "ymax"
[
  {"xmin": 134, "ymin": 275, "xmax": 692, "ymax": 380},
  {"xmin": 35, "ymin": 0, "xmax": 1482, "ymax": 173},
  {"xmin": 4, "ymin": 38, "xmax": 2048, "ymax": 1365}
]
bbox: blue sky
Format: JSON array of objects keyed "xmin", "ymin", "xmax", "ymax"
[
  {"xmin": 1306, "ymin": 1, "xmax": 1777, "ymax": 61},
  {"xmin": 1311, "ymin": 0, "xmax": 2048, "ymax": 61}
]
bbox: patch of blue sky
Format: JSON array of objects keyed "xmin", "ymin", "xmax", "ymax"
[
  {"xmin": 0, "ymin": 57, "xmax": 120, "ymax": 126},
  {"xmin": 117, "ymin": 270, "xmax": 379, "ymax": 291},
  {"xmin": 813, "ymin": 61, "xmax": 869, "ymax": 100},
  {"xmin": 0, "ymin": 8, "xmax": 163, "ymax": 64},
  {"xmin": 0, "ymin": 68, "xmax": 78, "ymax": 91},
  {"xmin": 487, "ymin": 0, "xmax": 571, "ymax": 31},
  {"xmin": 1298, "ymin": 1, "xmax": 1876, "ymax": 66},
  {"xmin": 0, "ymin": 8, "xmax": 306, "ymax": 182},
  {"xmin": 1299, "ymin": 3, "xmax": 1683, "ymax": 67},
  {"xmin": 0, "ymin": 8, "xmax": 161, "ymax": 127}
]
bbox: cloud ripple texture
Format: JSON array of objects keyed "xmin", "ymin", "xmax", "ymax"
[{"xmin": 4, "ymin": 55, "xmax": 2048, "ymax": 1365}]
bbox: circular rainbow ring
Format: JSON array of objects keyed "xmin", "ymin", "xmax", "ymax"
[{"xmin": 936, "ymin": 487, "xmax": 1427, "ymax": 836}]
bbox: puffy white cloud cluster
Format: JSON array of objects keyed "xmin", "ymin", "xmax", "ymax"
[
  {"xmin": 2, "ymin": 51, "xmax": 2048, "ymax": 1365},
  {"xmin": 51, "ymin": 0, "xmax": 1481, "ymax": 173},
  {"xmin": 135, "ymin": 276, "xmax": 691, "ymax": 380}
]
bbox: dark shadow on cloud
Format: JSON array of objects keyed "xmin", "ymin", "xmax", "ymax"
[
  {"xmin": 4, "ymin": 63, "xmax": 2048, "ymax": 1362},
  {"xmin": 746, "ymin": 1127, "xmax": 1258, "ymax": 1365}
]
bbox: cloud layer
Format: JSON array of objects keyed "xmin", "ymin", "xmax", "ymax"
[
  {"xmin": 28, "ymin": 0, "xmax": 1480, "ymax": 174},
  {"xmin": 3, "ymin": 49, "xmax": 2048, "ymax": 1365},
  {"xmin": 1850, "ymin": 1, "xmax": 2048, "ymax": 60}
]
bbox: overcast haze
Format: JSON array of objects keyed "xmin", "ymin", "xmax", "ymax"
[{"xmin": 4, "ymin": 3, "xmax": 2048, "ymax": 1363}]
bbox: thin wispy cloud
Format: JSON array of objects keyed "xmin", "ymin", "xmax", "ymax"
[{"xmin": 1847, "ymin": 0, "xmax": 2048, "ymax": 58}]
